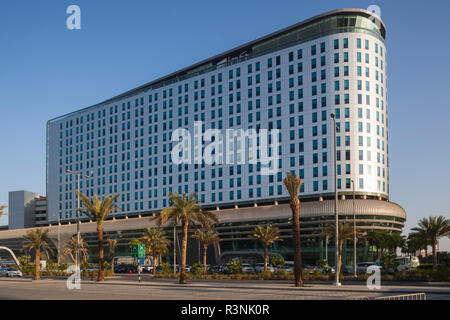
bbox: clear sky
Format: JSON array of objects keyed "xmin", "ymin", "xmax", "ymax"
[{"xmin": 0, "ymin": 0, "xmax": 449, "ymax": 249}]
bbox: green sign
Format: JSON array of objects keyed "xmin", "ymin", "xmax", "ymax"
[{"xmin": 132, "ymin": 244, "xmax": 145, "ymax": 258}]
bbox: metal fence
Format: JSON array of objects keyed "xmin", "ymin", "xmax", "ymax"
[
  {"xmin": 375, "ymin": 293, "xmax": 427, "ymax": 300},
  {"xmin": 352, "ymin": 293, "xmax": 427, "ymax": 300}
]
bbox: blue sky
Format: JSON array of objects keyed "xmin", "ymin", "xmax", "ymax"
[{"xmin": 0, "ymin": 0, "xmax": 449, "ymax": 249}]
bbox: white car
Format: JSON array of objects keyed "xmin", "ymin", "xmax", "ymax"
[
  {"xmin": 395, "ymin": 256, "xmax": 420, "ymax": 272},
  {"xmin": 0, "ymin": 267, "xmax": 23, "ymax": 278},
  {"xmin": 254, "ymin": 263, "xmax": 275, "ymax": 273},
  {"xmin": 241, "ymin": 264, "xmax": 255, "ymax": 273}
]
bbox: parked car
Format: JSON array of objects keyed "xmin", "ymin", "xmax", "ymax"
[
  {"xmin": 395, "ymin": 256, "xmax": 420, "ymax": 272},
  {"xmin": 356, "ymin": 262, "xmax": 382, "ymax": 274},
  {"xmin": 139, "ymin": 265, "xmax": 152, "ymax": 272},
  {"xmin": 342, "ymin": 265, "xmax": 354, "ymax": 275},
  {"xmin": 282, "ymin": 261, "xmax": 294, "ymax": 272},
  {"xmin": 282, "ymin": 265, "xmax": 294, "ymax": 272},
  {"xmin": 241, "ymin": 264, "xmax": 255, "ymax": 273},
  {"xmin": 0, "ymin": 267, "xmax": 23, "ymax": 278},
  {"xmin": 209, "ymin": 265, "xmax": 224, "ymax": 273},
  {"xmin": 254, "ymin": 263, "xmax": 275, "ymax": 273},
  {"xmin": 168, "ymin": 265, "xmax": 191, "ymax": 273},
  {"xmin": 302, "ymin": 264, "xmax": 315, "ymax": 273},
  {"xmin": 317, "ymin": 264, "xmax": 334, "ymax": 274},
  {"xmin": 114, "ymin": 265, "xmax": 129, "ymax": 273}
]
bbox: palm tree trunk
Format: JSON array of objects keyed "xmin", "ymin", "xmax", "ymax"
[
  {"xmin": 110, "ymin": 253, "xmax": 114, "ymax": 275},
  {"xmin": 291, "ymin": 200, "xmax": 303, "ymax": 286},
  {"xmin": 179, "ymin": 221, "xmax": 188, "ymax": 284},
  {"xmin": 338, "ymin": 240, "xmax": 344, "ymax": 277},
  {"xmin": 264, "ymin": 245, "xmax": 268, "ymax": 272},
  {"xmin": 35, "ymin": 248, "xmax": 41, "ymax": 280},
  {"xmin": 203, "ymin": 244, "xmax": 207, "ymax": 274},
  {"xmin": 98, "ymin": 225, "xmax": 104, "ymax": 281},
  {"xmin": 153, "ymin": 249, "xmax": 156, "ymax": 276},
  {"xmin": 432, "ymin": 240, "xmax": 437, "ymax": 269}
]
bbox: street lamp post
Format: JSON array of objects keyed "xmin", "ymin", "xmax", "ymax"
[
  {"xmin": 351, "ymin": 179, "xmax": 357, "ymax": 278},
  {"xmin": 66, "ymin": 170, "xmax": 90, "ymax": 271},
  {"xmin": 330, "ymin": 113, "xmax": 341, "ymax": 286},
  {"xmin": 57, "ymin": 216, "xmax": 61, "ymax": 265}
]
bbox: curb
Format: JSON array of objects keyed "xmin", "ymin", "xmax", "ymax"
[{"xmin": 76, "ymin": 279, "xmax": 450, "ymax": 295}]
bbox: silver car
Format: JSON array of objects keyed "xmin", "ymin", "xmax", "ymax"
[
  {"xmin": 241, "ymin": 264, "xmax": 255, "ymax": 273},
  {"xmin": 254, "ymin": 263, "xmax": 275, "ymax": 273},
  {"xmin": 0, "ymin": 267, "xmax": 23, "ymax": 278},
  {"xmin": 356, "ymin": 262, "xmax": 382, "ymax": 274}
]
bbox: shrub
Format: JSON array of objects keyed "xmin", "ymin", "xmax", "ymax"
[
  {"xmin": 80, "ymin": 261, "xmax": 93, "ymax": 271},
  {"xmin": 227, "ymin": 260, "xmax": 242, "ymax": 275},
  {"xmin": 270, "ymin": 257, "xmax": 285, "ymax": 268},
  {"xmin": 103, "ymin": 261, "xmax": 111, "ymax": 271},
  {"xmin": 190, "ymin": 262, "xmax": 204, "ymax": 275},
  {"xmin": 58, "ymin": 263, "xmax": 69, "ymax": 271},
  {"xmin": 160, "ymin": 262, "xmax": 171, "ymax": 274}
]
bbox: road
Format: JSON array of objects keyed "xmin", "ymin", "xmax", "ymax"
[{"xmin": 0, "ymin": 277, "xmax": 448, "ymax": 300}]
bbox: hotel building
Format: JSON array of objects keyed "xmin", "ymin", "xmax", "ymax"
[{"xmin": 42, "ymin": 8, "xmax": 405, "ymax": 264}]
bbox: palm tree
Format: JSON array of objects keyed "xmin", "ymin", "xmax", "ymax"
[
  {"xmin": 0, "ymin": 205, "xmax": 7, "ymax": 218},
  {"xmin": 411, "ymin": 216, "xmax": 450, "ymax": 269},
  {"xmin": 107, "ymin": 239, "xmax": 118, "ymax": 274},
  {"xmin": 387, "ymin": 233, "xmax": 404, "ymax": 255},
  {"xmin": 77, "ymin": 192, "xmax": 120, "ymax": 281},
  {"xmin": 409, "ymin": 228, "xmax": 430, "ymax": 255},
  {"xmin": 283, "ymin": 172, "xmax": 304, "ymax": 287},
  {"xmin": 141, "ymin": 227, "xmax": 170, "ymax": 276},
  {"xmin": 365, "ymin": 230, "xmax": 382, "ymax": 260},
  {"xmin": 152, "ymin": 192, "xmax": 219, "ymax": 284},
  {"xmin": 249, "ymin": 225, "xmax": 282, "ymax": 272},
  {"xmin": 154, "ymin": 237, "xmax": 171, "ymax": 269},
  {"xmin": 323, "ymin": 222, "xmax": 363, "ymax": 275},
  {"xmin": 403, "ymin": 234, "xmax": 422, "ymax": 257},
  {"xmin": 192, "ymin": 229, "xmax": 220, "ymax": 273},
  {"xmin": 23, "ymin": 228, "xmax": 53, "ymax": 280},
  {"xmin": 63, "ymin": 236, "xmax": 89, "ymax": 263},
  {"xmin": 407, "ymin": 233, "xmax": 428, "ymax": 255}
]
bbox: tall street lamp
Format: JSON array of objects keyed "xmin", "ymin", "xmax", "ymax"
[
  {"xmin": 57, "ymin": 215, "xmax": 61, "ymax": 265},
  {"xmin": 351, "ymin": 179, "xmax": 357, "ymax": 278},
  {"xmin": 330, "ymin": 113, "xmax": 341, "ymax": 286},
  {"xmin": 66, "ymin": 169, "xmax": 91, "ymax": 271}
]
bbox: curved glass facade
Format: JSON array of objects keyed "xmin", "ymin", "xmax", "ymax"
[{"xmin": 79, "ymin": 210, "xmax": 404, "ymax": 266}]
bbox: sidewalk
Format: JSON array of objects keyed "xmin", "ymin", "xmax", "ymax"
[{"xmin": 8, "ymin": 276, "xmax": 449, "ymax": 295}]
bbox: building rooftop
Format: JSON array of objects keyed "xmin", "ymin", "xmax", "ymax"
[{"xmin": 48, "ymin": 8, "xmax": 385, "ymax": 123}]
